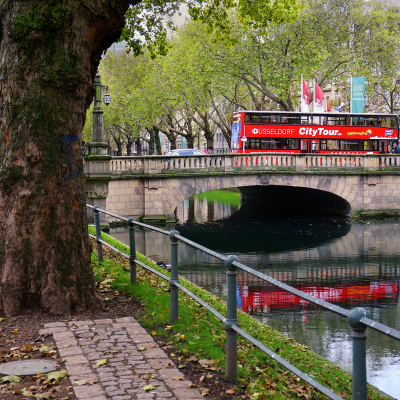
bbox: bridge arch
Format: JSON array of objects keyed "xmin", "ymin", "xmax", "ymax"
[{"xmin": 166, "ymin": 174, "xmax": 356, "ymax": 217}]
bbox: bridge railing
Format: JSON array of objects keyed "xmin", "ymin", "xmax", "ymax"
[
  {"xmin": 108, "ymin": 154, "xmax": 400, "ymax": 174},
  {"xmin": 88, "ymin": 204, "xmax": 400, "ymax": 400}
]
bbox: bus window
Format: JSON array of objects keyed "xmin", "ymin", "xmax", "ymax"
[
  {"xmin": 285, "ymin": 115, "xmax": 300, "ymax": 124},
  {"xmin": 364, "ymin": 117, "xmax": 377, "ymax": 126},
  {"xmin": 340, "ymin": 140, "xmax": 360, "ymax": 151},
  {"xmin": 379, "ymin": 141, "xmax": 387, "ymax": 154},
  {"xmin": 352, "ymin": 116, "xmax": 360, "ymax": 126},
  {"xmin": 327, "ymin": 140, "xmax": 339, "ymax": 150},
  {"xmin": 260, "ymin": 114, "xmax": 270, "ymax": 123},
  {"xmin": 341, "ymin": 116, "xmax": 351, "ymax": 125},
  {"xmin": 260, "ymin": 139, "xmax": 280, "ymax": 149},
  {"xmin": 288, "ymin": 139, "xmax": 299, "ymax": 149},
  {"xmin": 300, "ymin": 115, "xmax": 309, "ymax": 124},
  {"xmin": 312, "ymin": 115, "xmax": 321, "ymax": 125},
  {"xmin": 380, "ymin": 116, "xmax": 397, "ymax": 128},
  {"xmin": 311, "ymin": 140, "xmax": 319, "ymax": 153},
  {"xmin": 362, "ymin": 140, "xmax": 377, "ymax": 151},
  {"xmin": 260, "ymin": 114, "xmax": 280, "ymax": 124},
  {"xmin": 324, "ymin": 116, "xmax": 340, "ymax": 125},
  {"xmin": 245, "ymin": 113, "xmax": 260, "ymax": 123},
  {"xmin": 300, "ymin": 140, "xmax": 309, "ymax": 153},
  {"xmin": 321, "ymin": 139, "xmax": 339, "ymax": 150},
  {"xmin": 248, "ymin": 139, "xmax": 260, "ymax": 150}
]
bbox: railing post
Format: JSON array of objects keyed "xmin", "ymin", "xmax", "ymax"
[
  {"xmin": 225, "ymin": 255, "xmax": 239, "ymax": 384},
  {"xmin": 169, "ymin": 230, "xmax": 180, "ymax": 323},
  {"xmin": 348, "ymin": 307, "xmax": 368, "ymax": 400},
  {"xmin": 127, "ymin": 218, "xmax": 137, "ymax": 285},
  {"xmin": 93, "ymin": 206, "xmax": 103, "ymax": 263}
]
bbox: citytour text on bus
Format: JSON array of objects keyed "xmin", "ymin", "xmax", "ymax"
[{"xmin": 230, "ymin": 111, "xmax": 400, "ymax": 155}]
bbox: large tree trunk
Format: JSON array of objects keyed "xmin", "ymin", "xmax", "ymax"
[{"xmin": 0, "ymin": 0, "xmax": 132, "ymax": 316}]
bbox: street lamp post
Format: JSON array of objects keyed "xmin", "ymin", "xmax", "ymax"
[
  {"xmin": 85, "ymin": 72, "xmax": 112, "ymax": 225},
  {"xmin": 90, "ymin": 73, "xmax": 111, "ymax": 155}
]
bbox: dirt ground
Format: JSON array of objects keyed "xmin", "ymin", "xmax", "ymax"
[{"xmin": 0, "ymin": 286, "xmax": 245, "ymax": 399}]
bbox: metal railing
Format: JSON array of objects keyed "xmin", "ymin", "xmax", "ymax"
[{"xmin": 87, "ymin": 204, "xmax": 400, "ymax": 400}]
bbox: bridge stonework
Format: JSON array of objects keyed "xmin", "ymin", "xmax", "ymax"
[{"xmin": 85, "ymin": 154, "xmax": 400, "ymax": 220}]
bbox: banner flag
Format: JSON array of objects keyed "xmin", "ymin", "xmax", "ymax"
[
  {"xmin": 314, "ymin": 81, "xmax": 324, "ymax": 112},
  {"xmin": 351, "ymin": 76, "xmax": 365, "ymax": 113},
  {"xmin": 327, "ymin": 99, "xmax": 332, "ymax": 112},
  {"xmin": 301, "ymin": 75, "xmax": 309, "ymax": 112}
]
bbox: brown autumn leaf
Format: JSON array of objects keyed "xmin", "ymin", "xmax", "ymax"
[
  {"xmin": 200, "ymin": 388, "xmax": 211, "ymax": 395},
  {"xmin": 198, "ymin": 359, "xmax": 214, "ymax": 367},
  {"xmin": 172, "ymin": 376, "xmax": 185, "ymax": 380},
  {"xmin": 226, "ymin": 388, "xmax": 236, "ymax": 394}
]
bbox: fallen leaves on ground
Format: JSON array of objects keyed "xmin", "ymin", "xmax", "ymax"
[{"xmin": 143, "ymin": 384, "xmax": 156, "ymax": 391}]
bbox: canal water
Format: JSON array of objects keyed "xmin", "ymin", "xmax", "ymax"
[{"xmin": 110, "ymin": 189, "xmax": 400, "ymax": 399}]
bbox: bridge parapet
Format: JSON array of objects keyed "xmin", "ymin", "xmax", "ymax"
[{"xmin": 108, "ymin": 153, "xmax": 400, "ymax": 175}]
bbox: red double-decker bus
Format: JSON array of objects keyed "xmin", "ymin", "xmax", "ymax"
[{"xmin": 231, "ymin": 111, "xmax": 399, "ymax": 154}]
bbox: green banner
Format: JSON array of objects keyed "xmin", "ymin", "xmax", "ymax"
[{"xmin": 351, "ymin": 76, "xmax": 365, "ymax": 113}]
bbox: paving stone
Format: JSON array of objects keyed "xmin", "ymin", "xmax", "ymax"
[
  {"xmin": 58, "ymin": 346, "xmax": 84, "ymax": 357},
  {"xmin": 101, "ymin": 379, "xmax": 119, "ymax": 386},
  {"xmin": 57, "ymin": 338, "xmax": 79, "ymax": 347},
  {"xmin": 115, "ymin": 317, "xmax": 136, "ymax": 323},
  {"xmin": 69, "ymin": 373, "xmax": 99, "ymax": 383},
  {"xmin": 142, "ymin": 348, "xmax": 170, "ymax": 359},
  {"xmin": 39, "ymin": 327, "xmax": 67, "ymax": 335},
  {"xmin": 65, "ymin": 364, "xmax": 93, "ymax": 376},
  {"xmin": 130, "ymin": 334, "xmax": 155, "ymax": 344},
  {"xmin": 104, "ymin": 385, "xmax": 120, "ymax": 393},
  {"xmin": 64, "ymin": 354, "xmax": 90, "ymax": 365},
  {"xmin": 172, "ymin": 389, "xmax": 204, "ymax": 399},
  {"xmin": 105, "ymin": 388, "xmax": 126, "ymax": 396},
  {"xmin": 120, "ymin": 383, "xmax": 132, "ymax": 389},
  {"xmin": 69, "ymin": 320, "xmax": 94, "ymax": 327},
  {"xmin": 125, "ymin": 327, "xmax": 149, "ymax": 336},
  {"xmin": 94, "ymin": 318, "xmax": 114, "ymax": 324},
  {"xmin": 73, "ymin": 383, "xmax": 106, "ymax": 398}
]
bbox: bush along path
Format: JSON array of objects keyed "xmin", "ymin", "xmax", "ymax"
[{"xmin": 89, "ymin": 226, "xmax": 391, "ymax": 400}]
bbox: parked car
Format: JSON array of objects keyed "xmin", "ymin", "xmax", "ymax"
[{"xmin": 165, "ymin": 149, "xmax": 206, "ymax": 156}]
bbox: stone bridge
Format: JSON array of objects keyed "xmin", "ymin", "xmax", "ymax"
[{"xmin": 84, "ymin": 153, "xmax": 400, "ymax": 222}]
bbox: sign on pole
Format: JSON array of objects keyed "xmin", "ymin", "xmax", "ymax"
[{"xmin": 351, "ymin": 77, "xmax": 365, "ymax": 113}]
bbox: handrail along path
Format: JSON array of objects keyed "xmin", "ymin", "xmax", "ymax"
[{"xmin": 87, "ymin": 204, "xmax": 400, "ymax": 400}]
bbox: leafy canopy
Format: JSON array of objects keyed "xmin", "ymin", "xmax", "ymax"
[{"xmin": 122, "ymin": 0, "xmax": 300, "ymax": 57}]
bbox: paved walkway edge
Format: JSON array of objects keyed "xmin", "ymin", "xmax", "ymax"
[{"xmin": 40, "ymin": 317, "xmax": 204, "ymax": 400}]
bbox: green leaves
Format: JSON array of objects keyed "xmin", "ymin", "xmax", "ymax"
[
  {"xmin": 46, "ymin": 370, "xmax": 69, "ymax": 383},
  {"xmin": 122, "ymin": 0, "xmax": 300, "ymax": 59}
]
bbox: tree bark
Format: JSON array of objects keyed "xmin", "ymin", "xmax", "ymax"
[{"xmin": 0, "ymin": 0, "xmax": 133, "ymax": 315}]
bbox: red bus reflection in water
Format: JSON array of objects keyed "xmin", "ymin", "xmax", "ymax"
[{"xmin": 237, "ymin": 280, "xmax": 399, "ymax": 314}]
